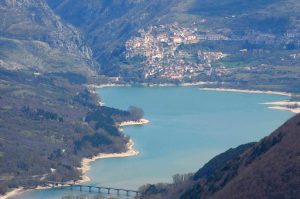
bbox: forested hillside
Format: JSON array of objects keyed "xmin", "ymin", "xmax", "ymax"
[
  {"xmin": 0, "ymin": 67, "xmax": 145, "ymax": 194},
  {"xmin": 0, "ymin": 0, "xmax": 143, "ymax": 195}
]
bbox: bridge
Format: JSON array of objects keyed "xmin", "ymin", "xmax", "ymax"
[{"xmin": 45, "ymin": 181, "xmax": 140, "ymax": 198}]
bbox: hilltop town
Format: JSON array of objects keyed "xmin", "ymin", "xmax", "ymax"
[
  {"xmin": 125, "ymin": 23, "xmax": 229, "ymax": 80},
  {"xmin": 124, "ymin": 20, "xmax": 300, "ymax": 83}
]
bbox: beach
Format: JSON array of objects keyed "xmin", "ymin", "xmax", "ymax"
[
  {"xmin": 88, "ymin": 83, "xmax": 131, "ymax": 90},
  {"xmin": 78, "ymin": 118, "xmax": 150, "ymax": 183},
  {"xmin": 78, "ymin": 138, "xmax": 139, "ymax": 184},
  {"xmin": 0, "ymin": 188, "xmax": 24, "ymax": 199},
  {"xmin": 199, "ymin": 88, "xmax": 300, "ymax": 113},
  {"xmin": 119, "ymin": 118, "xmax": 150, "ymax": 126},
  {"xmin": 89, "ymin": 81, "xmax": 216, "ymax": 90},
  {"xmin": 261, "ymin": 101, "xmax": 300, "ymax": 113},
  {"xmin": 199, "ymin": 88, "xmax": 292, "ymax": 97},
  {"xmin": 77, "ymin": 118, "xmax": 150, "ymax": 183}
]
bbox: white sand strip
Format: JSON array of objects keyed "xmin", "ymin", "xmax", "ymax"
[
  {"xmin": 199, "ymin": 88, "xmax": 292, "ymax": 96},
  {"xmin": 78, "ymin": 139, "xmax": 139, "ymax": 184},
  {"xmin": 119, "ymin": 119, "xmax": 149, "ymax": 126}
]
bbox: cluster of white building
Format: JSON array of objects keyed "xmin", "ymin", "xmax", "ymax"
[{"xmin": 125, "ymin": 23, "xmax": 229, "ymax": 80}]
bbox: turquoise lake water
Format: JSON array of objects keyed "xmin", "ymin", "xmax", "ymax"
[{"xmin": 14, "ymin": 86, "xmax": 293, "ymax": 198}]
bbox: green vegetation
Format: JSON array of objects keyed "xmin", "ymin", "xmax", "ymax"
[{"xmin": 0, "ymin": 69, "xmax": 142, "ymax": 195}]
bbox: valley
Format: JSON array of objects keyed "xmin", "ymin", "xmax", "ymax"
[{"xmin": 1, "ymin": 0, "xmax": 300, "ymax": 198}]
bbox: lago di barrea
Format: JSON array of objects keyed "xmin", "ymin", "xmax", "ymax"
[{"xmin": 14, "ymin": 86, "xmax": 293, "ymax": 199}]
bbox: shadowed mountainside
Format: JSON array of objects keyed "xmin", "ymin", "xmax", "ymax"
[{"xmin": 141, "ymin": 113, "xmax": 300, "ymax": 199}]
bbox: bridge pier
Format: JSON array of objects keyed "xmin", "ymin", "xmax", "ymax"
[
  {"xmin": 88, "ymin": 186, "xmax": 92, "ymax": 192},
  {"xmin": 126, "ymin": 190, "xmax": 129, "ymax": 196},
  {"xmin": 70, "ymin": 184, "xmax": 73, "ymax": 190},
  {"xmin": 97, "ymin": 187, "xmax": 101, "ymax": 193},
  {"xmin": 107, "ymin": 188, "xmax": 111, "ymax": 194},
  {"xmin": 116, "ymin": 189, "xmax": 120, "ymax": 196},
  {"xmin": 79, "ymin": 185, "xmax": 82, "ymax": 192}
]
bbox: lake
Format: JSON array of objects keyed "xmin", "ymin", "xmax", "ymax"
[{"xmin": 14, "ymin": 86, "xmax": 293, "ymax": 198}]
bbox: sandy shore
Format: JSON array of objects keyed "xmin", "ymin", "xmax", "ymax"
[
  {"xmin": 78, "ymin": 139, "xmax": 139, "ymax": 184},
  {"xmin": 199, "ymin": 88, "xmax": 292, "ymax": 97},
  {"xmin": 199, "ymin": 88, "xmax": 300, "ymax": 113},
  {"xmin": 261, "ymin": 101, "xmax": 300, "ymax": 113},
  {"xmin": 78, "ymin": 118, "xmax": 149, "ymax": 183},
  {"xmin": 0, "ymin": 188, "xmax": 24, "ymax": 199},
  {"xmin": 267, "ymin": 106, "xmax": 300, "ymax": 113},
  {"xmin": 88, "ymin": 83, "xmax": 130, "ymax": 89},
  {"xmin": 119, "ymin": 118, "xmax": 150, "ymax": 126},
  {"xmin": 0, "ymin": 185, "xmax": 54, "ymax": 199},
  {"xmin": 88, "ymin": 81, "xmax": 216, "ymax": 90},
  {"xmin": 180, "ymin": 82, "xmax": 216, "ymax": 86},
  {"xmin": 78, "ymin": 118, "xmax": 149, "ymax": 182}
]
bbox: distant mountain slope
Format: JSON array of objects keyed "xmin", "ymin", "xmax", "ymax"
[
  {"xmin": 46, "ymin": 0, "xmax": 181, "ymax": 76},
  {"xmin": 189, "ymin": 0, "xmax": 300, "ymax": 38},
  {"xmin": 46, "ymin": 0, "xmax": 300, "ymax": 93},
  {"xmin": 141, "ymin": 113, "xmax": 300, "ymax": 199},
  {"xmin": 0, "ymin": 0, "xmax": 96, "ymax": 75}
]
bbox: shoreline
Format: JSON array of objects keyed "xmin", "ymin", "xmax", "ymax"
[
  {"xmin": 0, "ymin": 185, "xmax": 52, "ymax": 199},
  {"xmin": 78, "ymin": 118, "xmax": 149, "ymax": 184},
  {"xmin": 90, "ymin": 82, "xmax": 296, "ymax": 98},
  {"xmin": 119, "ymin": 118, "xmax": 150, "ymax": 126},
  {"xmin": 0, "ymin": 188, "xmax": 24, "ymax": 199},
  {"xmin": 88, "ymin": 83, "xmax": 131, "ymax": 90},
  {"xmin": 260, "ymin": 101, "xmax": 300, "ymax": 114},
  {"xmin": 199, "ymin": 88, "xmax": 292, "ymax": 97},
  {"xmin": 267, "ymin": 106, "xmax": 300, "ymax": 113},
  {"xmin": 199, "ymin": 88, "xmax": 300, "ymax": 113},
  {"xmin": 88, "ymin": 81, "xmax": 217, "ymax": 90},
  {"xmin": 78, "ymin": 138, "xmax": 139, "ymax": 184}
]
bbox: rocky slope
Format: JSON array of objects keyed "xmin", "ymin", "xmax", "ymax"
[{"xmin": 0, "ymin": 0, "xmax": 96, "ymax": 75}]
